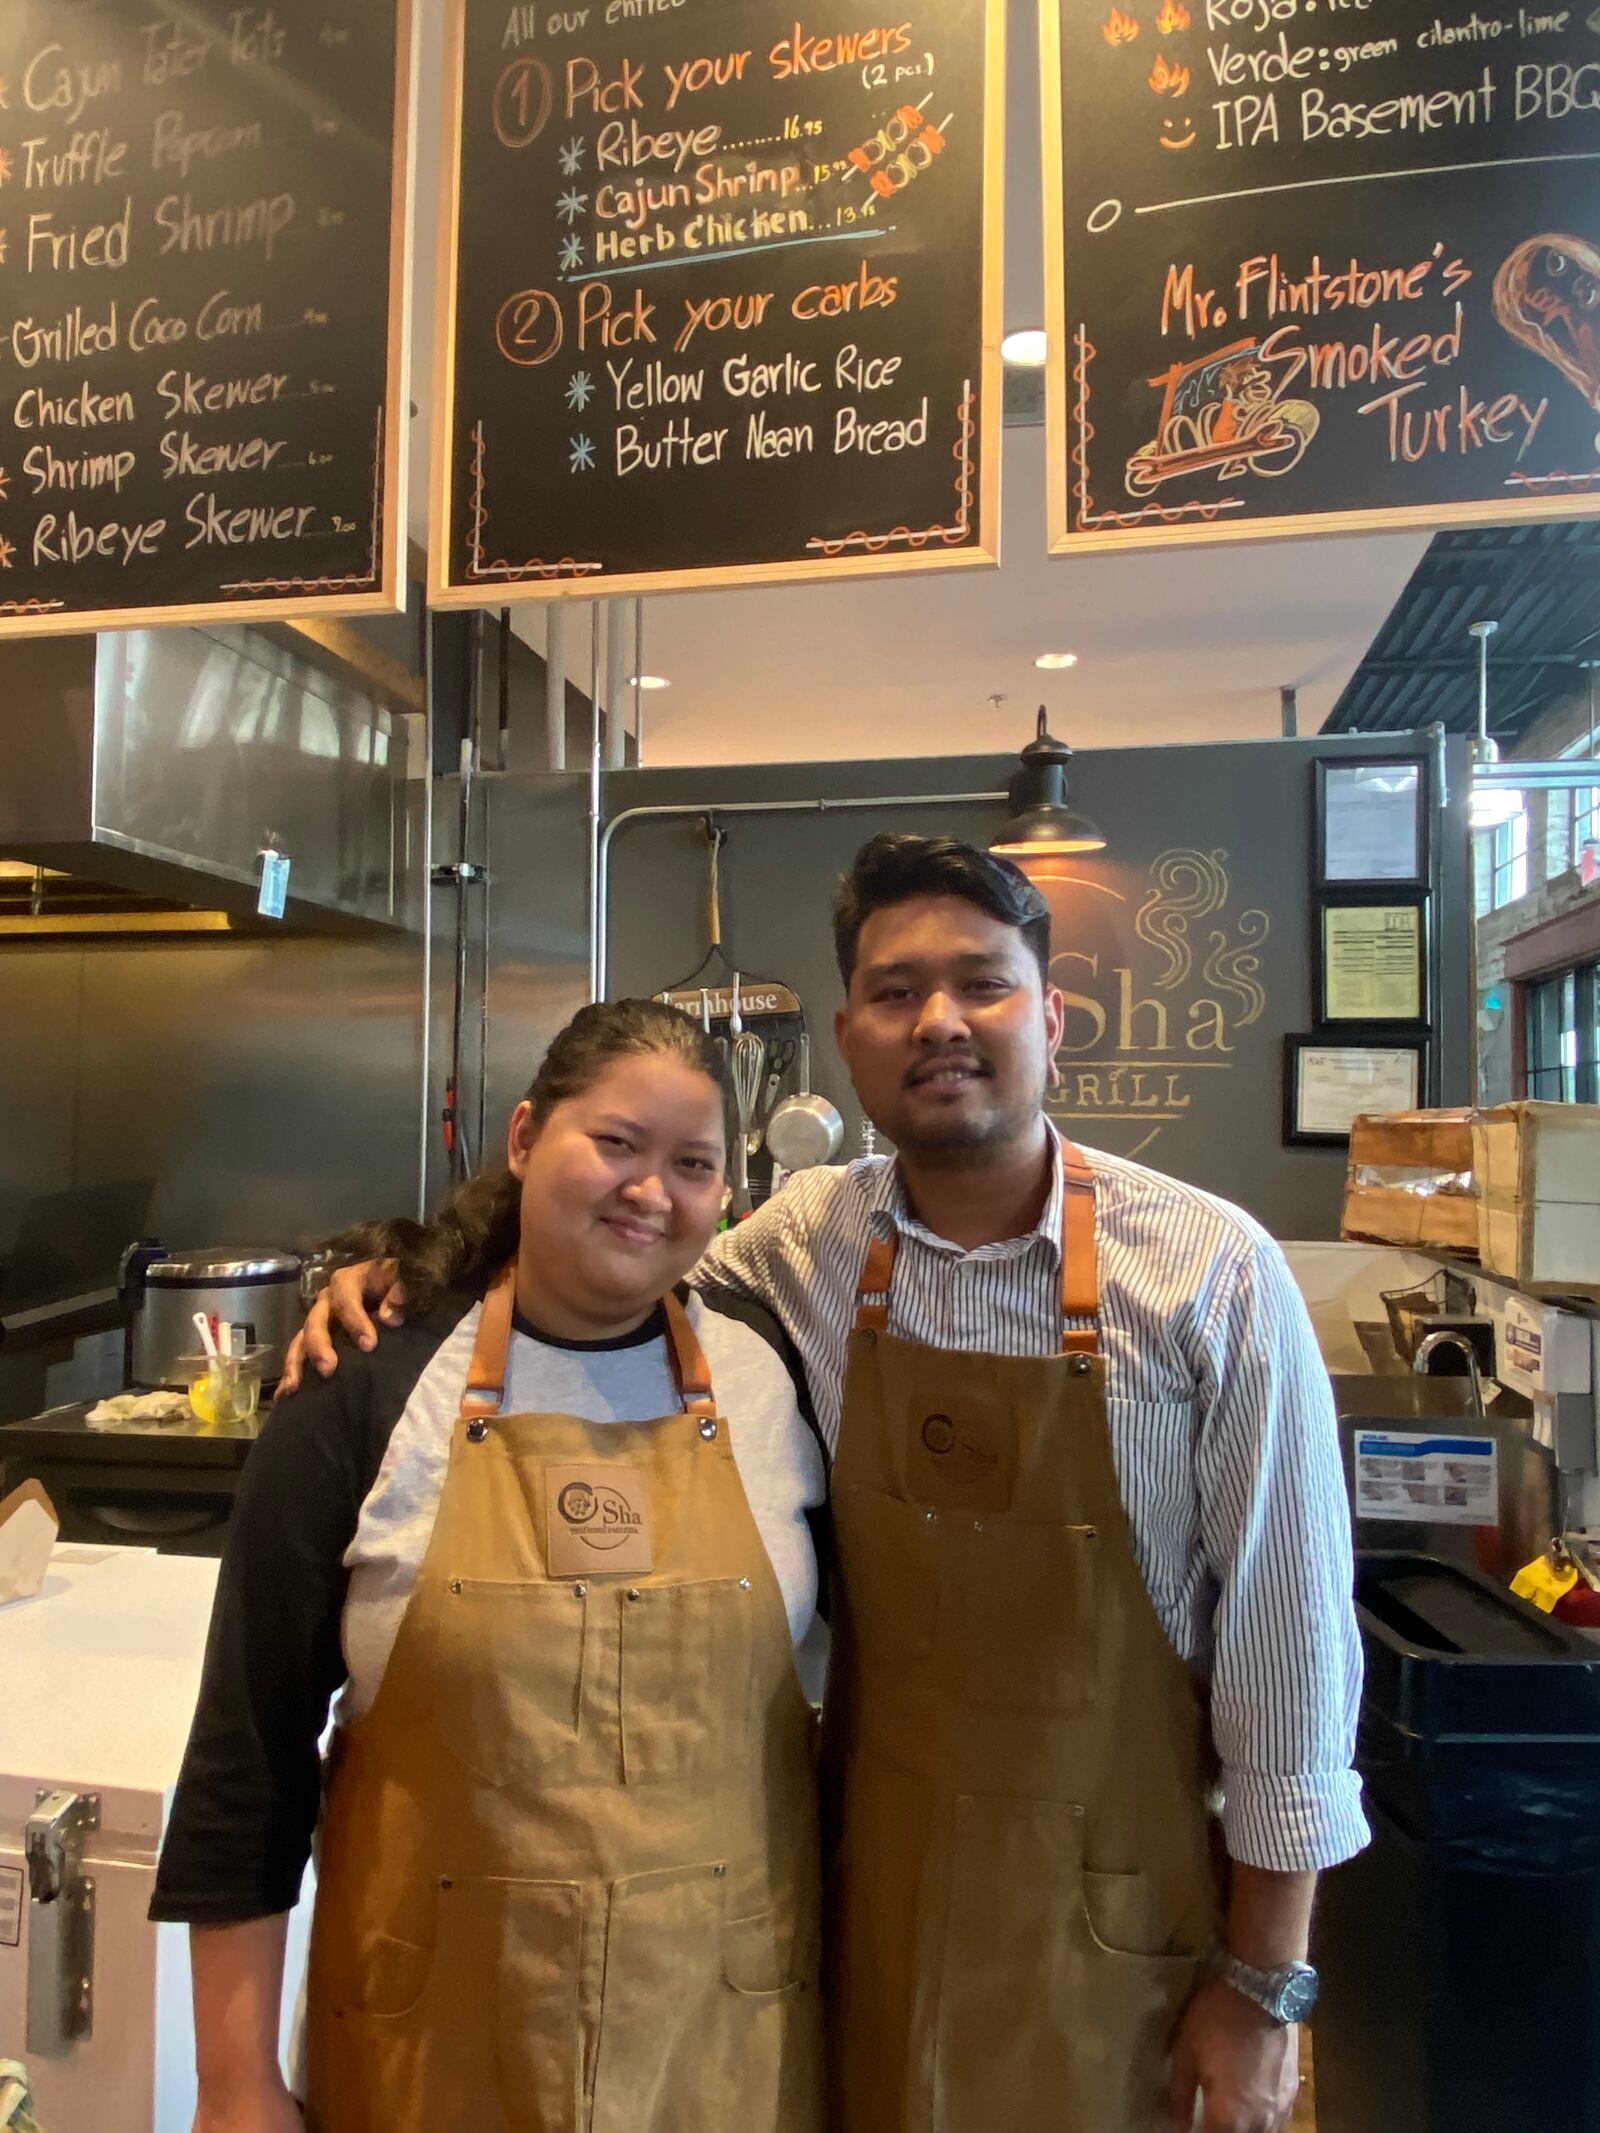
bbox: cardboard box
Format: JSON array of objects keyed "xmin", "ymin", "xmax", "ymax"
[
  {"xmin": 1473, "ymin": 1102, "xmax": 1600, "ymax": 1297},
  {"xmin": 1341, "ymin": 1109, "xmax": 1480, "ymax": 1255}
]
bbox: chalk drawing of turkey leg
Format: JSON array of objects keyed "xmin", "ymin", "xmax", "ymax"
[{"xmin": 1494, "ymin": 233, "xmax": 1600, "ymax": 452}]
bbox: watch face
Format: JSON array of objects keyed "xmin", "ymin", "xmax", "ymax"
[{"xmin": 1278, "ymin": 1969, "xmax": 1320, "ymax": 2022}]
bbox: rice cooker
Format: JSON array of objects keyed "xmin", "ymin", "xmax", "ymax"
[{"xmin": 127, "ymin": 1247, "xmax": 305, "ymax": 1388}]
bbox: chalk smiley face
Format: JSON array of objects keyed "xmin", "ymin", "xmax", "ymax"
[{"xmin": 1159, "ymin": 114, "xmax": 1197, "ymax": 149}]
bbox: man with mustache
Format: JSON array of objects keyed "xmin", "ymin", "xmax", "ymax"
[{"xmin": 288, "ymin": 833, "xmax": 1364, "ymax": 2133}]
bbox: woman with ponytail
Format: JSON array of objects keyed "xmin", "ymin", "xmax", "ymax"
[{"xmin": 154, "ymin": 1001, "xmax": 827, "ymax": 2133}]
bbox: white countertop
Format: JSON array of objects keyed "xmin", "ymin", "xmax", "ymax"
[{"xmin": 0, "ymin": 1545, "xmax": 219, "ymax": 1843}]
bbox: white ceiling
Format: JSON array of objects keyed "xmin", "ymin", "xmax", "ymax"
[{"xmin": 401, "ymin": 0, "xmax": 1428, "ymax": 767}]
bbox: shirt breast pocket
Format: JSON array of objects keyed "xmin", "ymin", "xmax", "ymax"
[{"xmin": 1100, "ymin": 1397, "xmax": 1201, "ymax": 1529}]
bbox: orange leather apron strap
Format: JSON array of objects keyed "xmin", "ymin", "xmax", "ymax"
[
  {"xmin": 662, "ymin": 1289, "xmax": 718, "ymax": 1418},
  {"xmin": 461, "ymin": 1263, "xmax": 719, "ymax": 1422},
  {"xmin": 462, "ymin": 1266, "xmax": 515, "ymax": 1416},
  {"xmin": 851, "ymin": 1139, "xmax": 1101, "ymax": 1356},
  {"xmin": 854, "ymin": 1231, "xmax": 896, "ymax": 1335},
  {"xmin": 1059, "ymin": 1139, "xmax": 1101, "ymax": 1358}
]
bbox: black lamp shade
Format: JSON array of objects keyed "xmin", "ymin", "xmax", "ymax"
[{"xmin": 991, "ymin": 708, "xmax": 1105, "ymax": 856}]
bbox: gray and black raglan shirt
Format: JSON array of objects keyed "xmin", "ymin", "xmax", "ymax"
[{"xmin": 151, "ymin": 1285, "xmax": 825, "ymax": 1925}]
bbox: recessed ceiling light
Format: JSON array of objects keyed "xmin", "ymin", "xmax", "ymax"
[
  {"xmin": 628, "ymin": 674, "xmax": 671, "ymax": 690},
  {"xmin": 1034, "ymin": 651, "xmax": 1078, "ymax": 670},
  {"xmin": 1001, "ymin": 329, "xmax": 1049, "ymax": 368}
]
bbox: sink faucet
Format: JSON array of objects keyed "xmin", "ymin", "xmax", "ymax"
[{"xmin": 1412, "ymin": 1330, "xmax": 1486, "ymax": 1419}]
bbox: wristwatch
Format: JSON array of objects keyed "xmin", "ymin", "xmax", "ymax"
[{"xmin": 1211, "ymin": 1953, "xmax": 1320, "ymax": 2025}]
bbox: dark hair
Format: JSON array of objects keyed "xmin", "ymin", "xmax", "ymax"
[
  {"xmin": 330, "ymin": 1000, "xmax": 724, "ymax": 1312},
  {"xmin": 832, "ymin": 833, "xmax": 1051, "ymax": 988}
]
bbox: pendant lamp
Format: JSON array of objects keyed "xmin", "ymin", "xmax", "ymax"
[{"xmin": 991, "ymin": 707, "xmax": 1106, "ymax": 857}]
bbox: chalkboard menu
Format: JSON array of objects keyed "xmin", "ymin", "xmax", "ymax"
[
  {"xmin": 431, "ymin": 0, "xmax": 1001, "ymax": 601},
  {"xmin": 0, "ymin": 0, "xmax": 411, "ymax": 635},
  {"xmin": 1044, "ymin": 0, "xmax": 1600, "ymax": 550}
]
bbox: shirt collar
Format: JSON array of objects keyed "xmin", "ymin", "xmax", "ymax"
[{"xmin": 862, "ymin": 1121, "xmax": 1065, "ymax": 1263}]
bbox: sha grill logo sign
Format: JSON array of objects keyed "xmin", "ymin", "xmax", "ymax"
[{"xmin": 1038, "ymin": 846, "xmax": 1270, "ymax": 1165}]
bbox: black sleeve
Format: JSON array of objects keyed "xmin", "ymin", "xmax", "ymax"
[
  {"xmin": 149, "ymin": 1342, "xmax": 395, "ymax": 1925},
  {"xmin": 690, "ymin": 1283, "xmax": 826, "ymax": 1454},
  {"xmin": 692, "ymin": 1283, "xmax": 835, "ymax": 1622}
]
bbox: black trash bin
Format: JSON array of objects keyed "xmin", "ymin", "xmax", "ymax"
[{"xmin": 1316, "ymin": 1552, "xmax": 1600, "ymax": 2133}]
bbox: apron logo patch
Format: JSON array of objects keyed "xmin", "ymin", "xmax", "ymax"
[
  {"xmin": 921, "ymin": 1414, "xmax": 957, "ymax": 1454},
  {"xmin": 557, "ymin": 1480, "xmax": 643, "ymax": 1548},
  {"xmin": 546, "ymin": 1464, "xmax": 654, "ymax": 1574},
  {"xmin": 919, "ymin": 1412, "xmax": 998, "ymax": 1478}
]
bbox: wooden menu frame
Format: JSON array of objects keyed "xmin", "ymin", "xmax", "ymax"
[
  {"xmin": 0, "ymin": 0, "xmax": 416, "ymax": 638},
  {"xmin": 427, "ymin": 0, "xmax": 1005, "ymax": 606},
  {"xmin": 1037, "ymin": 0, "xmax": 1600, "ymax": 556}
]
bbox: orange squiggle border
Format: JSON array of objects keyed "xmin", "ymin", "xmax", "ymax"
[
  {"xmin": 0, "ymin": 597, "xmax": 67, "ymax": 616},
  {"xmin": 1072, "ymin": 326, "xmax": 1245, "ymax": 531},
  {"xmin": 1506, "ymin": 467, "xmax": 1600, "ymax": 490},
  {"xmin": 221, "ymin": 407, "xmax": 386, "ymax": 596},
  {"xmin": 466, "ymin": 421, "xmax": 602, "ymax": 581},
  {"xmin": 806, "ymin": 382, "xmax": 977, "ymax": 557}
]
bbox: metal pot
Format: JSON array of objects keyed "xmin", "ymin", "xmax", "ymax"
[
  {"xmin": 764, "ymin": 1031, "xmax": 844, "ymax": 1171},
  {"xmin": 128, "ymin": 1248, "xmax": 303, "ymax": 1389},
  {"xmin": 765, "ymin": 1093, "xmax": 845, "ymax": 1170}
]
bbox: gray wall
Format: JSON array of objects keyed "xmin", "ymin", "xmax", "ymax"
[
  {"xmin": 0, "ymin": 774, "xmax": 595, "ymax": 1365},
  {"xmin": 603, "ymin": 734, "xmax": 1472, "ymax": 1242},
  {"xmin": 0, "ymin": 927, "xmax": 430, "ymax": 1419},
  {"xmin": 463, "ymin": 774, "xmax": 594, "ymax": 1188},
  {"xmin": 0, "ymin": 933, "xmax": 427, "ymax": 1257}
]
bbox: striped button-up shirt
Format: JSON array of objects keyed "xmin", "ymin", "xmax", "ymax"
[{"xmin": 694, "ymin": 1130, "xmax": 1368, "ymax": 1875}]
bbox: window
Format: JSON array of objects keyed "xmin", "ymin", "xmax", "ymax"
[
  {"xmin": 1525, "ymin": 961, "xmax": 1600, "ymax": 1104},
  {"xmin": 1574, "ymin": 782, "xmax": 1600, "ymax": 863},
  {"xmin": 1489, "ymin": 810, "xmax": 1529, "ymax": 910}
]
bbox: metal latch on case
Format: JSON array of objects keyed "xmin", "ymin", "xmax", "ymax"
[{"xmin": 25, "ymin": 1787, "xmax": 99, "ymax": 2055}]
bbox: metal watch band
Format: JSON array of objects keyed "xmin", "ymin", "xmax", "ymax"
[{"xmin": 1211, "ymin": 1953, "xmax": 1320, "ymax": 2025}]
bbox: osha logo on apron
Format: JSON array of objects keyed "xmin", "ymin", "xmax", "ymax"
[
  {"xmin": 546, "ymin": 1462, "xmax": 654, "ymax": 1574},
  {"xmin": 910, "ymin": 1409, "xmax": 1018, "ymax": 1511},
  {"xmin": 919, "ymin": 1412, "xmax": 998, "ymax": 1480}
]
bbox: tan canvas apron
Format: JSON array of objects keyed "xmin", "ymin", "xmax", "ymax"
[
  {"xmin": 303, "ymin": 1268, "xmax": 824, "ymax": 2133},
  {"xmin": 822, "ymin": 1140, "xmax": 1223, "ymax": 2133}
]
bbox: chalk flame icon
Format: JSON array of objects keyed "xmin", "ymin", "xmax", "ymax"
[
  {"xmin": 1102, "ymin": 7, "xmax": 1140, "ymax": 44},
  {"xmin": 1156, "ymin": 0, "xmax": 1191, "ymax": 31},
  {"xmin": 1149, "ymin": 51, "xmax": 1190, "ymax": 93},
  {"xmin": 1494, "ymin": 233, "xmax": 1600, "ymax": 414}
]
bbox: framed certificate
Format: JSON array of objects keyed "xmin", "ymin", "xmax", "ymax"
[
  {"xmin": 1283, "ymin": 1034, "xmax": 1426, "ymax": 1146},
  {"xmin": 1315, "ymin": 759, "xmax": 1426, "ymax": 888},
  {"xmin": 1316, "ymin": 896, "xmax": 1428, "ymax": 1027}
]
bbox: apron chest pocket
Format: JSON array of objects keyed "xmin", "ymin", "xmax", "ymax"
[
  {"xmin": 432, "ymin": 1579, "xmax": 587, "ymax": 1789},
  {"xmin": 620, "ymin": 1577, "xmax": 754, "ymax": 1783},
  {"xmin": 953, "ymin": 1519, "xmax": 1099, "ymax": 1712}
]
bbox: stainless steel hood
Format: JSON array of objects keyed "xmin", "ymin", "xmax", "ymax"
[{"xmin": 0, "ymin": 624, "xmax": 419, "ymax": 930}]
